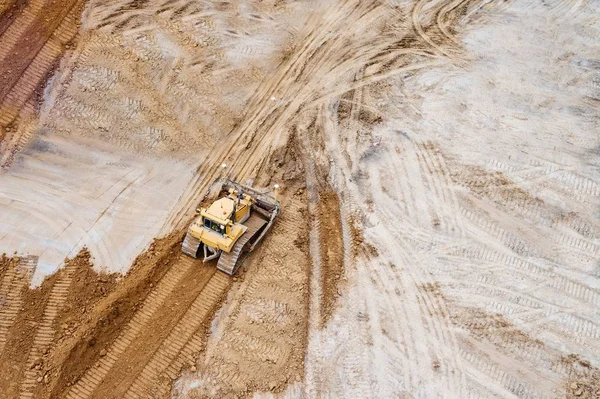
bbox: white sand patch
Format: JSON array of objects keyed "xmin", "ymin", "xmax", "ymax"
[{"xmin": 0, "ymin": 132, "xmax": 197, "ymax": 286}]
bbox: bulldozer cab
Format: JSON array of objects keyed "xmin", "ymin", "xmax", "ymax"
[
  {"xmin": 182, "ymin": 179, "xmax": 280, "ymax": 275},
  {"xmin": 203, "ymin": 218, "xmax": 225, "ymax": 234}
]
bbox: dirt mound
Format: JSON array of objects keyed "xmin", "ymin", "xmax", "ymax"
[
  {"xmin": 0, "ymin": 229, "xmax": 232, "ymax": 398},
  {"xmin": 45, "ymin": 236, "xmax": 182, "ymax": 397}
]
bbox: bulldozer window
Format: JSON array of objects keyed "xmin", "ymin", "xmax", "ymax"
[{"xmin": 203, "ymin": 218, "xmax": 224, "ymax": 234}]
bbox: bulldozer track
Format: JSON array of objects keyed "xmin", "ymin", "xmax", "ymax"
[
  {"xmin": 0, "ymin": 0, "xmax": 21, "ymax": 20},
  {"xmin": 20, "ymin": 259, "xmax": 77, "ymax": 398},
  {"xmin": 66, "ymin": 256, "xmax": 199, "ymax": 399},
  {"xmin": 0, "ymin": 255, "xmax": 35, "ymax": 354},
  {"xmin": 0, "ymin": 0, "xmax": 47, "ymax": 63},
  {"xmin": 149, "ymin": 331, "xmax": 206, "ymax": 397},
  {"xmin": 0, "ymin": 0, "xmax": 82, "ymax": 104},
  {"xmin": 124, "ymin": 272, "xmax": 229, "ymax": 398},
  {"xmin": 0, "ymin": 0, "xmax": 595, "ymax": 397},
  {"xmin": 0, "ymin": 97, "xmax": 37, "ymax": 167},
  {"xmin": 217, "ymin": 214, "xmax": 267, "ymax": 275},
  {"xmin": 0, "ymin": 6, "xmax": 81, "ymax": 128}
]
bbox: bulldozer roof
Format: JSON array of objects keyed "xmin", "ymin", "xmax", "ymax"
[{"xmin": 205, "ymin": 197, "xmax": 235, "ymax": 222}]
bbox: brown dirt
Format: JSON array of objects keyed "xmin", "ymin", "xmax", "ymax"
[
  {"xmin": 0, "ymin": 0, "xmax": 86, "ymax": 165},
  {"xmin": 317, "ymin": 190, "xmax": 345, "ymax": 326},
  {"xmin": 0, "ymin": 0, "xmax": 81, "ymax": 102},
  {"xmin": 448, "ymin": 159, "xmax": 544, "ymax": 206},
  {"xmin": 44, "ymin": 232, "xmax": 185, "ymax": 398},
  {"xmin": 0, "ymin": 229, "xmax": 227, "ymax": 398},
  {"xmin": 267, "ymin": 132, "xmax": 306, "ymax": 183},
  {"xmin": 450, "ymin": 306, "xmax": 545, "ymax": 348},
  {"xmin": 90, "ymin": 266, "xmax": 216, "ymax": 398},
  {"xmin": 348, "ymin": 215, "xmax": 379, "ymax": 259},
  {"xmin": 0, "ymin": 0, "xmax": 27, "ymax": 36},
  {"xmin": 0, "ymin": 252, "xmax": 20, "ymax": 279},
  {"xmin": 563, "ymin": 355, "xmax": 600, "ymax": 399},
  {"xmin": 4, "ymin": 0, "xmax": 590, "ymax": 398},
  {"xmin": 52, "ymin": 249, "xmax": 118, "ymax": 335},
  {"xmin": 180, "ymin": 181, "xmax": 311, "ymax": 398},
  {"xmin": 0, "ymin": 227, "xmax": 233, "ymax": 399},
  {"xmin": 0, "ymin": 259, "xmax": 58, "ymax": 397}
]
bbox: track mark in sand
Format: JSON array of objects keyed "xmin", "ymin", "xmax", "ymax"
[
  {"xmin": 0, "ymin": 0, "xmax": 86, "ymax": 165},
  {"xmin": 0, "ymin": 255, "xmax": 35, "ymax": 354},
  {"xmin": 0, "ymin": 0, "xmax": 48, "ymax": 63},
  {"xmin": 146, "ymin": 330, "xmax": 207, "ymax": 398},
  {"xmin": 412, "ymin": 0, "xmax": 455, "ymax": 58},
  {"xmin": 550, "ymin": 276, "xmax": 600, "ymax": 307},
  {"xmin": 166, "ymin": 1, "xmax": 389, "ymax": 228},
  {"xmin": 553, "ymin": 170, "xmax": 600, "ymax": 199},
  {"xmin": 66, "ymin": 255, "xmax": 198, "ymax": 399},
  {"xmin": 436, "ymin": 0, "xmax": 466, "ymax": 45},
  {"xmin": 0, "ymin": 0, "xmax": 82, "ymax": 102},
  {"xmin": 345, "ymin": 148, "xmax": 466, "ymax": 394},
  {"xmin": 20, "ymin": 257, "xmax": 76, "ymax": 399},
  {"xmin": 317, "ymin": 190, "xmax": 345, "ymax": 326},
  {"xmin": 0, "ymin": 5, "xmax": 81, "ymax": 128},
  {"xmin": 124, "ymin": 272, "xmax": 230, "ymax": 399},
  {"xmin": 453, "ymin": 243, "xmax": 600, "ymax": 309},
  {"xmin": 460, "ymin": 348, "xmax": 541, "ymax": 398},
  {"xmin": 461, "ymin": 207, "xmax": 537, "ymax": 257},
  {"xmin": 0, "ymin": 97, "xmax": 37, "ymax": 168},
  {"xmin": 414, "ymin": 140, "xmax": 463, "ymax": 234},
  {"xmin": 179, "ymin": 191, "xmax": 309, "ymax": 398},
  {"xmin": 451, "ymin": 307, "xmax": 569, "ymax": 398}
]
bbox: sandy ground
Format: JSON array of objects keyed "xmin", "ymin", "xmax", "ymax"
[
  {"xmin": 0, "ymin": 0, "xmax": 599, "ymax": 398},
  {"xmin": 0, "ymin": 133, "xmax": 196, "ymax": 285},
  {"xmin": 0, "ymin": 0, "xmax": 306, "ymax": 283},
  {"xmin": 293, "ymin": 1, "xmax": 600, "ymax": 398}
]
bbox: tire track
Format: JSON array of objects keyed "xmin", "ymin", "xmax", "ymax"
[
  {"xmin": 225, "ymin": 2, "xmax": 387, "ymax": 177},
  {"xmin": 413, "ymin": 141, "xmax": 461, "ymax": 233},
  {"xmin": 461, "ymin": 207, "xmax": 538, "ymax": 257},
  {"xmin": 460, "ymin": 348, "xmax": 542, "ymax": 399},
  {"xmin": 382, "ymin": 206, "xmax": 466, "ymax": 395},
  {"xmin": 324, "ymin": 104, "xmax": 426, "ymax": 394},
  {"xmin": 436, "ymin": 0, "xmax": 468, "ymax": 45},
  {"xmin": 0, "ymin": 0, "xmax": 82, "ymax": 104},
  {"xmin": 20, "ymin": 258, "xmax": 77, "ymax": 399},
  {"xmin": 320, "ymin": 97, "xmax": 467, "ymax": 395},
  {"xmin": 148, "ymin": 331, "xmax": 206, "ymax": 398},
  {"xmin": 446, "ymin": 245, "xmax": 600, "ymax": 358},
  {"xmin": 163, "ymin": 0, "xmax": 350, "ymax": 228},
  {"xmin": 456, "ymin": 201, "xmax": 600, "ymax": 309},
  {"xmin": 164, "ymin": 0, "xmax": 434, "ymax": 231},
  {"xmin": 422, "ymin": 142, "xmax": 465, "ymax": 234},
  {"xmin": 411, "ymin": 0, "xmax": 453, "ymax": 57}
]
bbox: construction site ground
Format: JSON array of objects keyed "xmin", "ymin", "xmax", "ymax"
[{"xmin": 0, "ymin": 0, "xmax": 599, "ymax": 398}]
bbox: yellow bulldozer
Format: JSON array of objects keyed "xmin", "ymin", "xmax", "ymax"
[{"xmin": 182, "ymin": 179, "xmax": 280, "ymax": 275}]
